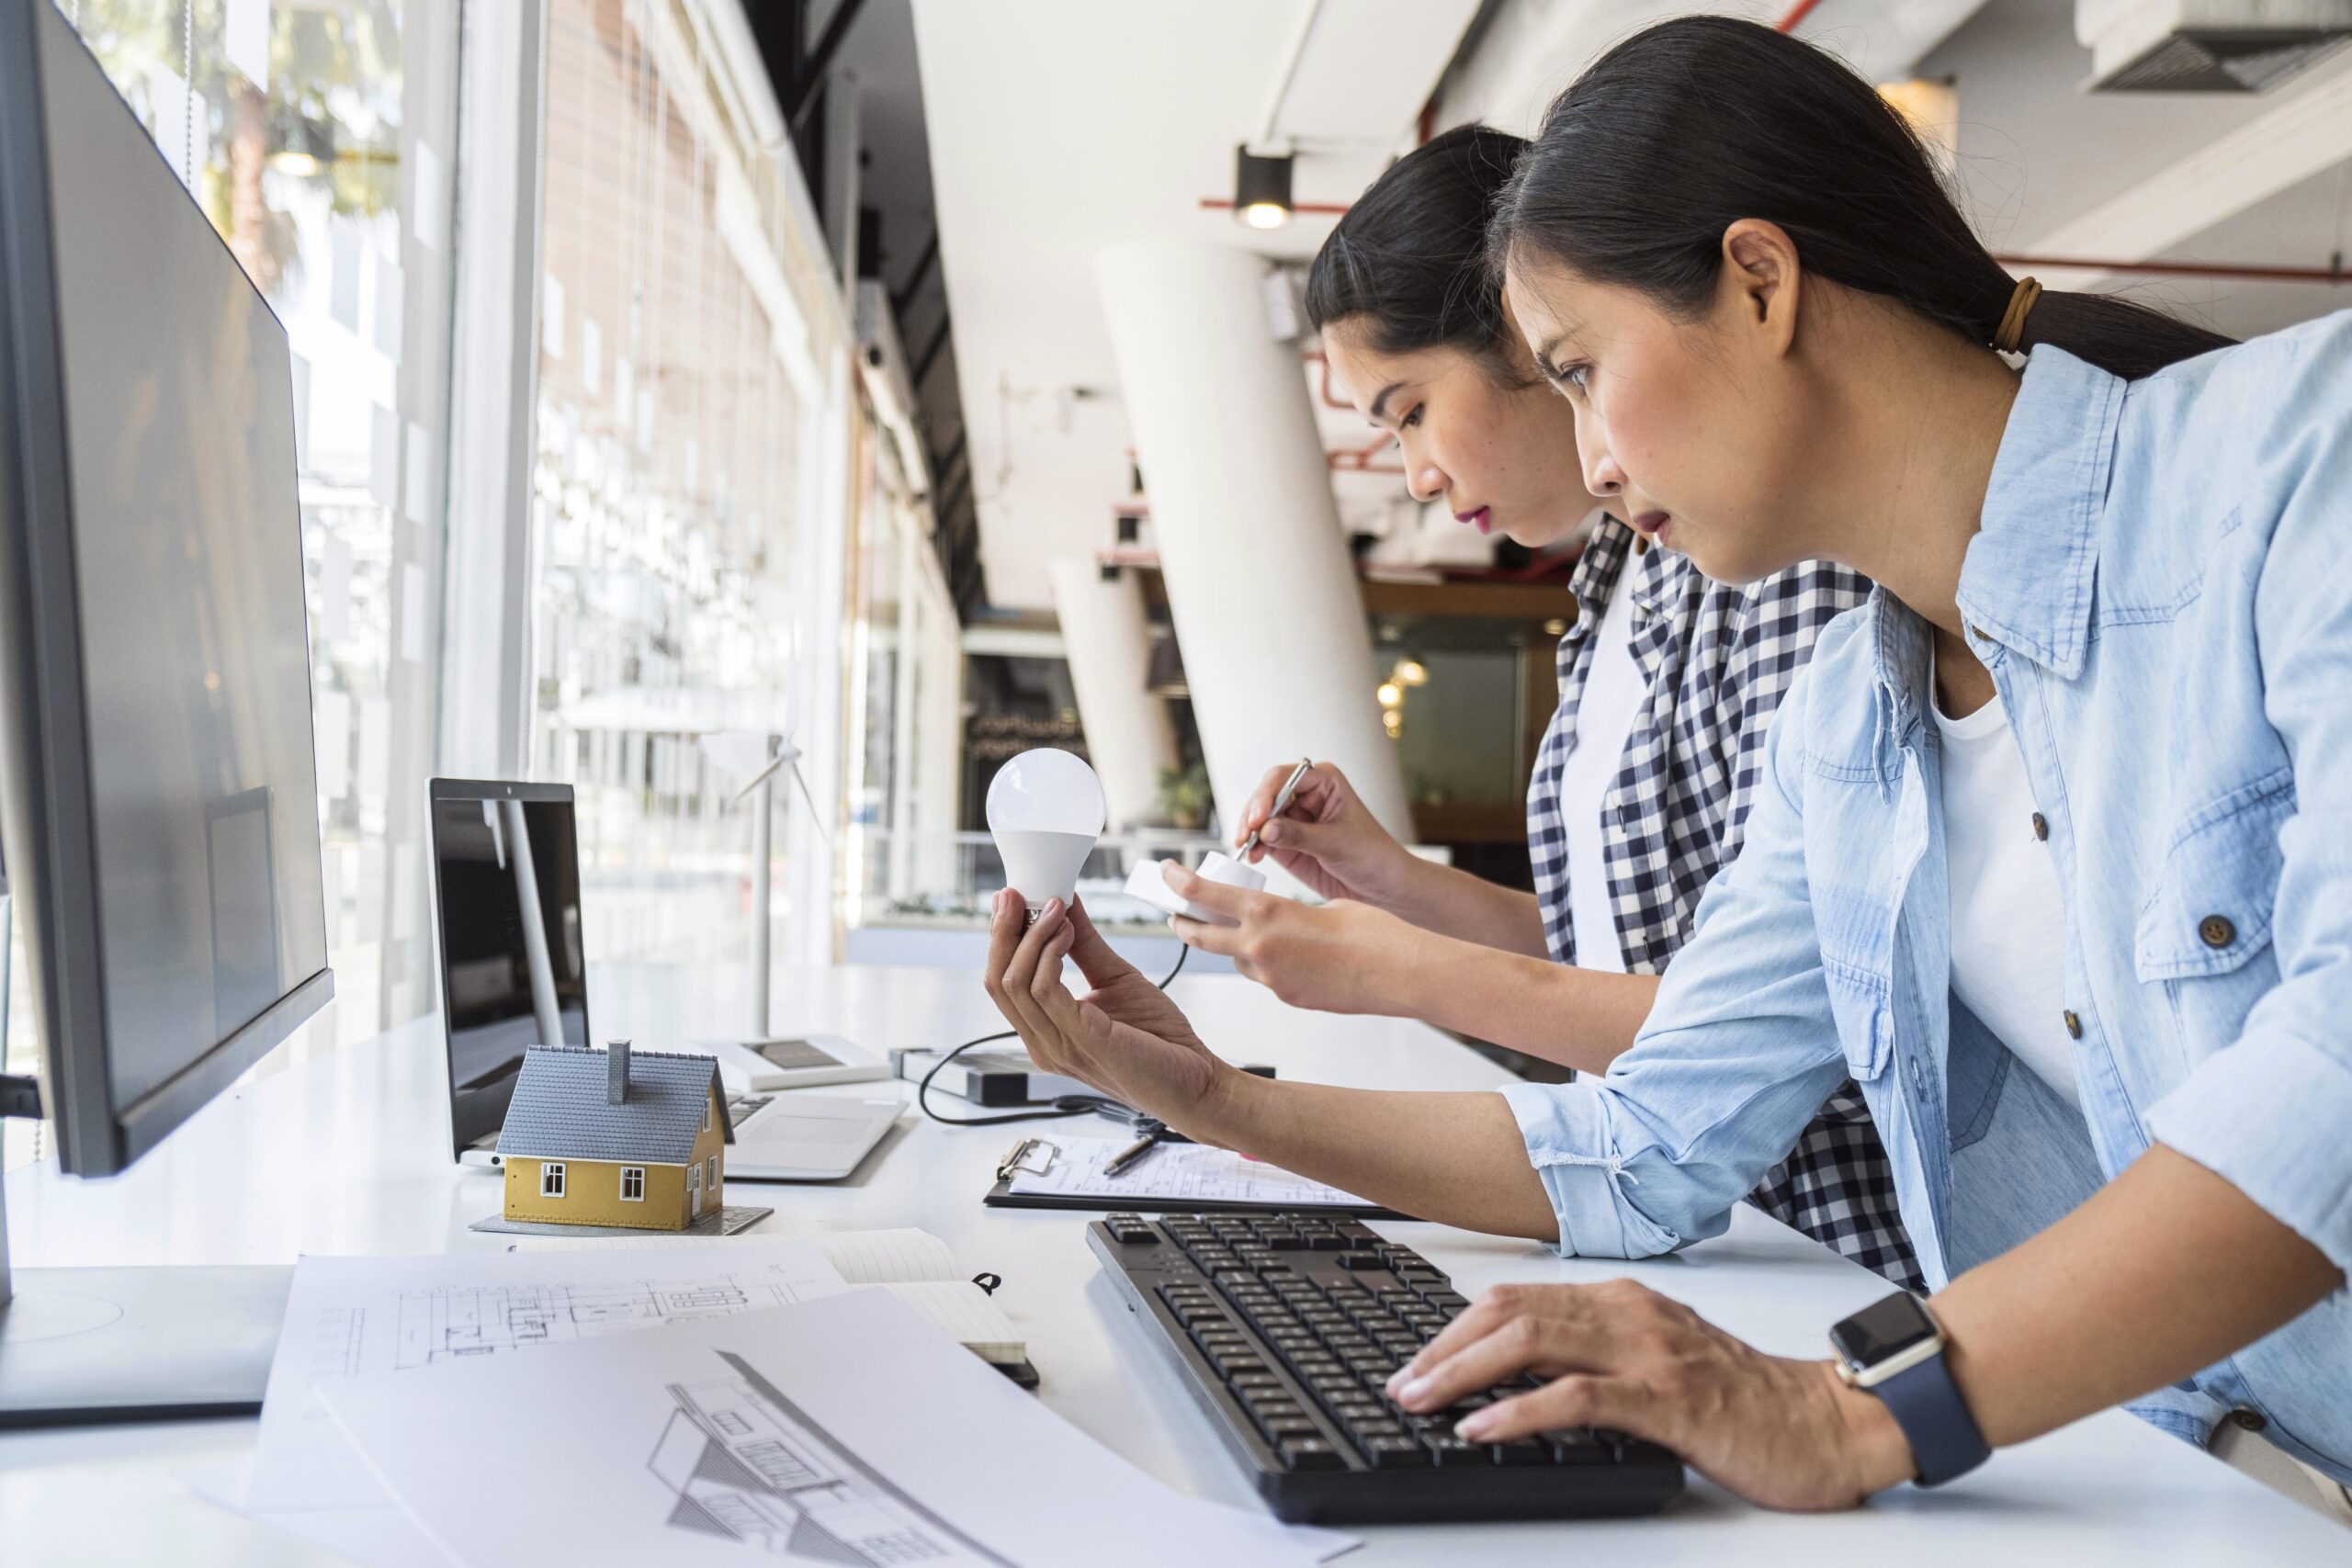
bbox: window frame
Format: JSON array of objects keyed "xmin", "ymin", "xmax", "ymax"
[
  {"xmin": 540, "ymin": 1160, "xmax": 566, "ymax": 1198},
  {"xmin": 619, "ymin": 1165, "xmax": 645, "ymax": 1201}
]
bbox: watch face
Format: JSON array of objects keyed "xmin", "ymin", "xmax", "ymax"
[{"xmin": 1831, "ymin": 1292, "xmax": 1939, "ymax": 1368}]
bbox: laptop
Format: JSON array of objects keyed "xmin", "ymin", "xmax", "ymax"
[{"xmin": 424, "ymin": 778, "xmax": 899, "ymax": 1179}]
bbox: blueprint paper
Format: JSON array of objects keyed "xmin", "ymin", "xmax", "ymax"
[
  {"xmin": 325, "ymin": 1288, "xmax": 1342, "ymax": 1568},
  {"xmin": 1008, "ymin": 1136, "xmax": 1374, "ymax": 1208},
  {"xmin": 247, "ymin": 1240, "xmax": 847, "ymax": 1517}
]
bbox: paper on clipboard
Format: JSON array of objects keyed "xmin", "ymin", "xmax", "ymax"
[{"xmin": 1007, "ymin": 1136, "xmax": 1375, "ymax": 1208}]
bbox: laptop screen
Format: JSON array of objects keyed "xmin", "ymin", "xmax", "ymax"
[{"xmin": 427, "ymin": 784, "xmax": 590, "ymax": 1156}]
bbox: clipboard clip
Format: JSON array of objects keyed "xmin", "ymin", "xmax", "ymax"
[{"xmin": 996, "ymin": 1136, "xmax": 1057, "ymax": 1181}]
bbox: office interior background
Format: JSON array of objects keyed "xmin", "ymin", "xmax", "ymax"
[{"xmin": 7, "ymin": 0, "xmax": 2350, "ymax": 1177}]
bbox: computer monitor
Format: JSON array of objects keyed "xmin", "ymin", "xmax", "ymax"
[
  {"xmin": 0, "ymin": 0, "xmax": 332, "ymax": 1424},
  {"xmin": 426, "ymin": 779, "xmax": 592, "ymax": 1161}
]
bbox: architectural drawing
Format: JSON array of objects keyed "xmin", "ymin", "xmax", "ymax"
[
  {"xmin": 650, "ymin": 1351, "xmax": 1015, "ymax": 1566},
  {"xmin": 304, "ymin": 1273, "xmax": 812, "ymax": 1380}
]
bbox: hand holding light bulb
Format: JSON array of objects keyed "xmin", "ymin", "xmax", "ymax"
[{"xmin": 985, "ymin": 748, "xmax": 1106, "ymax": 923}]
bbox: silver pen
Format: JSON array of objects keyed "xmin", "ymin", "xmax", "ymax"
[
  {"xmin": 1237, "ymin": 758, "xmax": 1313, "ymax": 864},
  {"xmin": 1104, "ymin": 1129, "xmax": 1164, "ymax": 1177}
]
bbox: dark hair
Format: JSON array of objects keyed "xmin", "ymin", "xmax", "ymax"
[
  {"xmin": 1493, "ymin": 16, "xmax": 2233, "ymax": 380},
  {"xmin": 1306, "ymin": 124, "xmax": 1534, "ymax": 383}
]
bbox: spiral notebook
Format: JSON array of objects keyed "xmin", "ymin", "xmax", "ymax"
[{"xmin": 983, "ymin": 1135, "xmax": 1400, "ymax": 1216}]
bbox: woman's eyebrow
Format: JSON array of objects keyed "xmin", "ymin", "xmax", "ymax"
[{"xmin": 1367, "ymin": 381, "xmax": 1406, "ymax": 423}]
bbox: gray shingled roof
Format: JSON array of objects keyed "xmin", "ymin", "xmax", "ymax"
[{"xmin": 496, "ymin": 1045, "xmax": 730, "ymax": 1164}]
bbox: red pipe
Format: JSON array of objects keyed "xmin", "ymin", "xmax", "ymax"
[
  {"xmin": 1993, "ymin": 253, "xmax": 2351, "ymax": 285},
  {"xmin": 1198, "ymin": 197, "xmax": 1354, "ymax": 216},
  {"xmin": 1776, "ymin": 0, "xmax": 1826, "ymax": 31}
]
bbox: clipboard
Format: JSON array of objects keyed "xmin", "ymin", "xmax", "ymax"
[{"xmin": 982, "ymin": 1135, "xmax": 1405, "ymax": 1219}]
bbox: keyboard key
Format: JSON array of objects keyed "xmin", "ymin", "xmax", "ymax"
[
  {"xmin": 1278, "ymin": 1438, "xmax": 1348, "ymax": 1472},
  {"xmin": 1421, "ymin": 1434, "xmax": 1491, "ymax": 1467},
  {"xmin": 1362, "ymin": 1436, "xmax": 1431, "ymax": 1469},
  {"xmin": 1494, "ymin": 1438, "xmax": 1553, "ymax": 1466}
]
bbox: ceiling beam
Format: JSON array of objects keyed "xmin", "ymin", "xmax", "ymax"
[
  {"xmin": 2019, "ymin": 51, "xmax": 2352, "ymax": 288},
  {"xmin": 786, "ymin": 0, "xmax": 871, "ymax": 127}
]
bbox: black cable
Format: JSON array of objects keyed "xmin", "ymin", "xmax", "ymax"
[{"xmin": 916, "ymin": 940, "xmax": 1189, "ymax": 1127}]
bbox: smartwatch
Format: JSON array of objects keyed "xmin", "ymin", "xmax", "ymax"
[{"xmin": 1828, "ymin": 1292, "xmax": 1990, "ymax": 1487}]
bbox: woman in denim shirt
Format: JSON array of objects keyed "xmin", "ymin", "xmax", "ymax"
[
  {"xmin": 980, "ymin": 17, "xmax": 2350, "ymax": 1513},
  {"xmin": 1157, "ymin": 125, "xmax": 1917, "ymax": 1293}
]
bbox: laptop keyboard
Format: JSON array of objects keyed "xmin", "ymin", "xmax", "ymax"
[
  {"xmin": 749, "ymin": 1038, "xmax": 843, "ymax": 1071},
  {"xmin": 1088, "ymin": 1211, "xmax": 1683, "ymax": 1523},
  {"xmin": 725, "ymin": 1095, "xmax": 773, "ymax": 1129}
]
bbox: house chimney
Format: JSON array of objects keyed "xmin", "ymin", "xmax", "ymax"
[{"xmin": 607, "ymin": 1039, "xmax": 631, "ymax": 1105}]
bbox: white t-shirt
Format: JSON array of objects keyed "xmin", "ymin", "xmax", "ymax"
[
  {"xmin": 1931, "ymin": 671, "xmax": 2081, "ymax": 1110},
  {"xmin": 1556, "ymin": 562, "xmax": 1648, "ymax": 976}
]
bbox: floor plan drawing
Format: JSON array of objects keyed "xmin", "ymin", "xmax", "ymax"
[
  {"xmin": 306, "ymin": 1271, "xmax": 817, "ymax": 1379},
  {"xmin": 650, "ymin": 1352, "xmax": 1017, "ymax": 1566},
  {"xmin": 249, "ymin": 1243, "xmax": 847, "ymax": 1517}
]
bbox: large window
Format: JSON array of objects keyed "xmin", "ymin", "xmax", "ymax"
[
  {"xmin": 533, "ymin": 0, "xmax": 833, "ymax": 987},
  {"xmin": 6, "ymin": 0, "xmax": 458, "ymax": 1172}
]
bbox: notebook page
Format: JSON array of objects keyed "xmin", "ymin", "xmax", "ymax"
[
  {"xmin": 880, "ymin": 1280, "xmax": 1024, "ymax": 1363},
  {"xmin": 1007, "ymin": 1137, "xmax": 1374, "ymax": 1208}
]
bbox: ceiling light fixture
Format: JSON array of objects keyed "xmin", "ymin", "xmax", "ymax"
[{"xmin": 1233, "ymin": 145, "xmax": 1295, "ymax": 231}]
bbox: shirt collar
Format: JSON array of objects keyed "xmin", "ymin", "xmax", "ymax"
[
  {"xmin": 1564, "ymin": 513, "xmax": 1681, "ymax": 637},
  {"xmin": 1952, "ymin": 346, "xmax": 2122, "ymax": 680}
]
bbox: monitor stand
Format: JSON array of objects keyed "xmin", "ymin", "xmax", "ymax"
[{"xmin": 0, "ymin": 1153, "xmax": 290, "ymax": 1427}]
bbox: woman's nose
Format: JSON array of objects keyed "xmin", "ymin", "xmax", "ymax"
[
  {"xmin": 1406, "ymin": 460, "xmax": 1446, "ymax": 506},
  {"xmin": 1582, "ymin": 447, "xmax": 1625, "ymax": 500}
]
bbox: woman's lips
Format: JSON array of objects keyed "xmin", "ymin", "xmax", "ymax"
[
  {"xmin": 1454, "ymin": 506, "xmax": 1492, "ymax": 535},
  {"xmin": 1628, "ymin": 510, "xmax": 1672, "ymax": 546}
]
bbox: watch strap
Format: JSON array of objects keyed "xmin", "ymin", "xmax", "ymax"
[{"xmin": 1874, "ymin": 1345, "xmax": 1991, "ymax": 1486}]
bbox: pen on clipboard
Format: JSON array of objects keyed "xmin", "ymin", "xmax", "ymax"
[
  {"xmin": 1237, "ymin": 759, "xmax": 1312, "ymax": 865},
  {"xmin": 1104, "ymin": 1127, "xmax": 1165, "ymax": 1177}
]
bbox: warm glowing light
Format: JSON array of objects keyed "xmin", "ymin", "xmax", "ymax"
[
  {"xmin": 1393, "ymin": 659, "xmax": 1428, "ymax": 686},
  {"xmin": 1542, "ymin": 617, "xmax": 1568, "ymax": 637},
  {"xmin": 1239, "ymin": 201, "xmax": 1291, "ymax": 231},
  {"xmin": 1383, "ymin": 709, "xmax": 1403, "ymax": 738},
  {"xmin": 1376, "ymin": 682, "xmax": 1403, "ymax": 709}
]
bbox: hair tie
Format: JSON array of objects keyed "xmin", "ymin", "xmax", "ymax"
[{"xmin": 1992, "ymin": 276, "xmax": 2041, "ymax": 355}]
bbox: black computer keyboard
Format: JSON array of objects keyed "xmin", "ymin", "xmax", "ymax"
[{"xmin": 1088, "ymin": 1211, "xmax": 1684, "ymax": 1524}]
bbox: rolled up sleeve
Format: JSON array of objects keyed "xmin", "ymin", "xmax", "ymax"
[{"xmin": 1501, "ymin": 666, "xmax": 1852, "ymax": 1258}]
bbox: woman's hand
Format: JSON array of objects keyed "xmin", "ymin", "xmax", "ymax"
[
  {"xmin": 981, "ymin": 890, "xmax": 1237, "ymax": 1133},
  {"xmin": 1164, "ymin": 866, "xmax": 1426, "ymax": 1017},
  {"xmin": 1232, "ymin": 761, "xmax": 1419, "ymax": 909},
  {"xmin": 1387, "ymin": 1280, "xmax": 1916, "ymax": 1511}
]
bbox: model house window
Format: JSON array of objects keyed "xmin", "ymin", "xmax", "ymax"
[
  {"xmin": 540, "ymin": 1162, "xmax": 566, "ymax": 1199},
  {"xmin": 620, "ymin": 1167, "xmax": 645, "ymax": 1201},
  {"xmin": 707, "ymin": 1155, "xmax": 718, "ymax": 1193},
  {"xmin": 688, "ymin": 1163, "xmax": 700, "ymax": 1194},
  {"xmin": 703, "ymin": 1101, "xmax": 713, "ymax": 1134}
]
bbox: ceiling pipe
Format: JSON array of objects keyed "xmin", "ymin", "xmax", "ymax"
[
  {"xmin": 1777, "ymin": 0, "xmax": 1827, "ymax": 31},
  {"xmin": 1994, "ymin": 253, "xmax": 2352, "ymax": 284},
  {"xmin": 1250, "ymin": 0, "xmax": 1327, "ymax": 155}
]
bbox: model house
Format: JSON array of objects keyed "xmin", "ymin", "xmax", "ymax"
[{"xmin": 497, "ymin": 1042, "xmax": 731, "ymax": 1231}]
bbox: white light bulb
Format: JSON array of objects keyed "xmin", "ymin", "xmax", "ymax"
[{"xmin": 986, "ymin": 749, "xmax": 1106, "ymax": 921}]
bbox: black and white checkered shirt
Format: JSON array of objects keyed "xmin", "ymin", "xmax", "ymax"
[{"xmin": 1527, "ymin": 518, "xmax": 1922, "ymax": 1292}]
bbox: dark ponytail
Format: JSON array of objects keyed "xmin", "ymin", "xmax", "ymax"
[
  {"xmin": 1493, "ymin": 16, "xmax": 2233, "ymax": 380},
  {"xmin": 1306, "ymin": 124, "xmax": 1535, "ymax": 385}
]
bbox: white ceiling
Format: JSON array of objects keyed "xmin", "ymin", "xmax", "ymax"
[
  {"xmin": 912, "ymin": 0, "xmax": 2352, "ymax": 611},
  {"xmin": 908, "ymin": 0, "xmax": 1476, "ymax": 611}
]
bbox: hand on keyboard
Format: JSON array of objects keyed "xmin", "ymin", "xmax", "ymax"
[{"xmin": 1389, "ymin": 1278, "xmax": 1908, "ymax": 1512}]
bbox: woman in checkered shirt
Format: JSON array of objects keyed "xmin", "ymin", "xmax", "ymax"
[{"xmin": 1166, "ymin": 125, "xmax": 1919, "ymax": 1292}]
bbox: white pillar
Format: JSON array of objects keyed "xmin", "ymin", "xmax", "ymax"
[
  {"xmin": 1094, "ymin": 242, "xmax": 1410, "ymax": 853},
  {"xmin": 1049, "ymin": 560, "xmax": 1178, "ymax": 832}
]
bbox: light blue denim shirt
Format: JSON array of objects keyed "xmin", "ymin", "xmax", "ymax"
[{"xmin": 1500, "ymin": 318, "xmax": 2352, "ymax": 1483}]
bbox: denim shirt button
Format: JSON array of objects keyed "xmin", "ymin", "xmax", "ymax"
[
  {"xmin": 2199, "ymin": 915, "xmax": 2236, "ymax": 949},
  {"xmin": 2063, "ymin": 1010, "xmax": 2083, "ymax": 1040},
  {"xmin": 2230, "ymin": 1407, "xmax": 2268, "ymax": 1434},
  {"xmin": 2030, "ymin": 812, "xmax": 2049, "ymax": 841}
]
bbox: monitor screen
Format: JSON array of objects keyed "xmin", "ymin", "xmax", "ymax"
[
  {"xmin": 24, "ymin": 0, "xmax": 329, "ymax": 1144},
  {"xmin": 428, "ymin": 788, "xmax": 591, "ymax": 1153}
]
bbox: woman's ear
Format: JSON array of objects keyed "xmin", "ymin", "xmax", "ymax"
[{"xmin": 1719, "ymin": 219, "xmax": 1803, "ymax": 357}]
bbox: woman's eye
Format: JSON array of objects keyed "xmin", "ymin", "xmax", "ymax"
[
  {"xmin": 1400, "ymin": 406, "xmax": 1423, "ymax": 430},
  {"xmin": 1563, "ymin": 365, "xmax": 1591, "ymax": 393}
]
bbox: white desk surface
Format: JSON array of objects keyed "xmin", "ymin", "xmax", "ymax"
[{"xmin": 3, "ymin": 963, "xmax": 2339, "ymax": 1564}]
